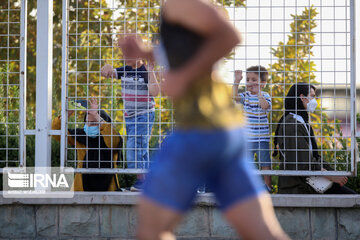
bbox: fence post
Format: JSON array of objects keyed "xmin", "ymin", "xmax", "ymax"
[
  {"xmin": 35, "ymin": 0, "xmax": 53, "ymax": 168},
  {"xmin": 60, "ymin": 0, "xmax": 69, "ymax": 169},
  {"xmin": 350, "ymin": 0, "xmax": 358, "ymax": 175},
  {"xmin": 19, "ymin": 0, "xmax": 27, "ymax": 167}
]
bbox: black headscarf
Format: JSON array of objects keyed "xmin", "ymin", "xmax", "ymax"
[{"xmin": 273, "ymin": 83, "xmax": 319, "ymax": 159}]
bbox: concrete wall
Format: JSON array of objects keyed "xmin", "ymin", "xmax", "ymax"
[{"xmin": 1, "ymin": 193, "xmax": 360, "ymax": 240}]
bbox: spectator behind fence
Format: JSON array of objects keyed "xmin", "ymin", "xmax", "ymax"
[
  {"xmin": 52, "ymin": 98, "xmax": 122, "ymax": 191},
  {"xmin": 273, "ymin": 83, "xmax": 355, "ymax": 194},
  {"xmin": 232, "ymin": 66, "xmax": 272, "ymax": 191},
  {"xmin": 101, "ymin": 44, "xmax": 160, "ymax": 191}
]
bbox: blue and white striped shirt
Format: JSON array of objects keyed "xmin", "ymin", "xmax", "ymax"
[{"xmin": 239, "ymin": 91, "xmax": 271, "ymax": 142}]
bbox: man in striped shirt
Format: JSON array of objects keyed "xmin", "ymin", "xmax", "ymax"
[
  {"xmin": 233, "ymin": 65, "xmax": 272, "ymax": 191},
  {"xmin": 101, "ymin": 41, "xmax": 160, "ymax": 190}
]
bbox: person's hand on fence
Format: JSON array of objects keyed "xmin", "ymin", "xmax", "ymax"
[
  {"xmin": 232, "ymin": 70, "xmax": 243, "ymax": 102},
  {"xmin": 101, "ymin": 64, "xmax": 115, "ymax": 78},
  {"xmin": 87, "ymin": 98, "xmax": 101, "ymax": 123},
  {"xmin": 234, "ymin": 70, "xmax": 243, "ymax": 84},
  {"xmin": 327, "ymin": 176, "xmax": 348, "ymax": 186},
  {"xmin": 89, "ymin": 98, "xmax": 99, "ymax": 110}
]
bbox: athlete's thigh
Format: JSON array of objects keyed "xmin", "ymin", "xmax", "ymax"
[
  {"xmin": 224, "ymin": 193, "xmax": 288, "ymax": 240},
  {"xmin": 137, "ymin": 197, "xmax": 183, "ymax": 240}
]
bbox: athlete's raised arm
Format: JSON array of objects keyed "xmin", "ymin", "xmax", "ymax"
[{"xmin": 163, "ymin": 0, "xmax": 241, "ymax": 80}]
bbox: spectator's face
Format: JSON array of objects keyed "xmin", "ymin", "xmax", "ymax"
[
  {"xmin": 301, "ymin": 88, "xmax": 316, "ymax": 110},
  {"xmin": 246, "ymin": 72, "xmax": 264, "ymax": 94},
  {"xmin": 86, "ymin": 113, "xmax": 99, "ymax": 127}
]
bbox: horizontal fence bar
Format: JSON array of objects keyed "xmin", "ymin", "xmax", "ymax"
[{"xmin": 59, "ymin": 168, "xmax": 354, "ymax": 176}]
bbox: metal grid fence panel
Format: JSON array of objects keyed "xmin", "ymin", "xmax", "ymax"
[
  {"xmin": 62, "ymin": 0, "xmax": 169, "ymax": 173},
  {"xmin": 226, "ymin": 0, "xmax": 355, "ymax": 176},
  {"xmin": 0, "ymin": 0, "xmax": 24, "ymax": 169},
  {"xmin": 61, "ymin": 0, "xmax": 356, "ymax": 176}
]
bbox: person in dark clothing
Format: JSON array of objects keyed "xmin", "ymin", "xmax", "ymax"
[
  {"xmin": 52, "ymin": 98, "xmax": 122, "ymax": 191},
  {"xmin": 273, "ymin": 83, "xmax": 355, "ymax": 194}
]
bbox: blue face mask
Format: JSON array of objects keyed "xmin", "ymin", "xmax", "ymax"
[{"xmin": 83, "ymin": 125, "xmax": 99, "ymax": 138}]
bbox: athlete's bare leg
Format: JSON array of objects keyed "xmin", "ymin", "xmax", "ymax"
[
  {"xmin": 137, "ymin": 197, "xmax": 183, "ymax": 240},
  {"xmin": 224, "ymin": 193, "xmax": 289, "ymax": 240}
]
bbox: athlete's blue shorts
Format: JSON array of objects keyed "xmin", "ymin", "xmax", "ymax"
[{"xmin": 143, "ymin": 127, "xmax": 265, "ymax": 212}]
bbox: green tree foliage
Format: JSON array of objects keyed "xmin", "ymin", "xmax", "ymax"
[
  {"xmin": 269, "ymin": 6, "xmax": 318, "ymax": 128},
  {"xmin": 0, "ymin": 0, "xmax": 21, "ymax": 168},
  {"xmin": 269, "ymin": 6, "xmax": 342, "ymax": 163}
]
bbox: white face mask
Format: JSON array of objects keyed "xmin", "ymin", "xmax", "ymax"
[{"xmin": 307, "ymin": 98, "xmax": 318, "ymax": 113}]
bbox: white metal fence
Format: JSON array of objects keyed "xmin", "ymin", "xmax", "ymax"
[
  {"xmin": 60, "ymin": 0, "xmax": 167, "ymax": 174},
  {"xmin": 0, "ymin": 0, "xmax": 358, "ymax": 178},
  {"xmin": 0, "ymin": 0, "xmax": 26, "ymax": 171}
]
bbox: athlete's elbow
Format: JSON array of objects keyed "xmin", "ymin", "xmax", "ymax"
[
  {"xmin": 232, "ymin": 30, "xmax": 242, "ymax": 46},
  {"xmin": 220, "ymin": 27, "xmax": 241, "ymax": 51},
  {"xmin": 149, "ymin": 88, "xmax": 160, "ymax": 97}
]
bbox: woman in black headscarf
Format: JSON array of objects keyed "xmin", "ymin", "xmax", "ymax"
[{"xmin": 274, "ymin": 83, "xmax": 355, "ymax": 194}]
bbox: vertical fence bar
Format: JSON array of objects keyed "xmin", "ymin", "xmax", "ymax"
[
  {"xmin": 60, "ymin": 0, "xmax": 69, "ymax": 169},
  {"xmin": 35, "ymin": 0, "xmax": 53, "ymax": 167},
  {"xmin": 350, "ymin": 0, "xmax": 357, "ymax": 175},
  {"xmin": 355, "ymin": 0, "xmax": 360, "ymax": 140},
  {"xmin": 19, "ymin": 0, "xmax": 27, "ymax": 167}
]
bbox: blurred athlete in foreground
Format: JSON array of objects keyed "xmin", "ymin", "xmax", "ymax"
[{"xmin": 119, "ymin": 0, "xmax": 289, "ymax": 239}]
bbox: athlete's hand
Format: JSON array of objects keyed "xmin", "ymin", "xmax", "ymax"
[{"xmin": 118, "ymin": 36, "xmax": 147, "ymax": 61}]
